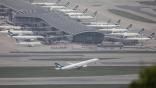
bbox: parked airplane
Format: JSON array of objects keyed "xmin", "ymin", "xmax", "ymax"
[
  {"xmin": 57, "ymin": 5, "xmax": 79, "ymax": 13},
  {"xmin": 126, "ymin": 37, "xmax": 151, "ymax": 41},
  {"xmin": 81, "ymin": 19, "xmax": 111, "ymax": 25},
  {"xmin": 105, "ymin": 32, "xmax": 151, "ymax": 42},
  {"xmin": 1, "ymin": 30, "xmax": 33, "ymax": 35},
  {"xmin": 98, "ymin": 28, "xmax": 128, "ymax": 33},
  {"xmin": 65, "ymin": 8, "xmax": 89, "ymax": 16},
  {"xmin": 12, "ymin": 35, "xmax": 44, "ymax": 40},
  {"xmin": 0, "ymin": 25, "xmax": 21, "ymax": 30},
  {"xmin": 58, "ymin": 9, "xmax": 75, "ymax": 12},
  {"xmin": 88, "ymin": 19, "xmax": 120, "ymax": 25},
  {"xmin": 107, "ymin": 32, "xmax": 140, "ymax": 37},
  {"xmin": 86, "ymin": 24, "xmax": 120, "ymax": 29},
  {"xmin": 65, "ymin": 12, "xmax": 84, "ymax": 16},
  {"xmin": 54, "ymin": 58, "xmax": 99, "ymax": 70},
  {"xmin": 16, "ymin": 41, "xmax": 42, "ymax": 47},
  {"xmin": 42, "ymin": 5, "xmax": 65, "ymax": 10},
  {"xmin": 70, "ymin": 15, "xmax": 94, "ymax": 20}
]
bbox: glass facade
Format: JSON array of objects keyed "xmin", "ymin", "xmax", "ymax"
[
  {"xmin": 13, "ymin": 17, "xmax": 49, "ymax": 28},
  {"xmin": 73, "ymin": 32, "xmax": 104, "ymax": 44}
]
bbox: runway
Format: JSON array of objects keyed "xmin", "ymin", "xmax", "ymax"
[
  {"xmin": 0, "ymin": 74, "xmax": 138, "ymax": 85},
  {"xmin": 0, "ymin": 52, "xmax": 155, "ymax": 67}
]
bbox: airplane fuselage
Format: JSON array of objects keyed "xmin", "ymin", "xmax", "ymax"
[{"xmin": 55, "ymin": 58, "xmax": 99, "ymax": 70}]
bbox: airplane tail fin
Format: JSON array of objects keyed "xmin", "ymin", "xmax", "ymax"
[
  {"xmin": 92, "ymin": 11, "xmax": 98, "ymax": 17},
  {"xmin": 73, "ymin": 5, "xmax": 79, "ymax": 10},
  {"xmin": 138, "ymin": 28, "xmax": 145, "ymax": 34},
  {"xmin": 8, "ymin": 30, "xmax": 15, "ymax": 36},
  {"xmin": 126, "ymin": 24, "xmax": 132, "ymax": 29},
  {"xmin": 116, "ymin": 19, "xmax": 121, "ymax": 25},
  {"xmin": 54, "ymin": 63, "xmax": 64, "ymax": 70},
  {"xmin": 149, "ymin": 32, "xmax": 155, "ymax": 39},
  {"xmin": 83, "ymin": 8, "xmax": 88, "ymax": 13}
]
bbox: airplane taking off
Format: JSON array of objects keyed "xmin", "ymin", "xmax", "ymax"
[{"xmin": 54, "ymin": 58, "xmax": 99, "ymax": 70}]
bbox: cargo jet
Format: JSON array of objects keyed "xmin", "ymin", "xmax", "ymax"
[{"xmin": 55, "ymin": 58, "xmax": 99, "ymax": 70}]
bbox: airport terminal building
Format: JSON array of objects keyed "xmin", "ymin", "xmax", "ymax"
[{"xmin": 0, "ymin": 0, "xmax": 104, "ymax": 44}]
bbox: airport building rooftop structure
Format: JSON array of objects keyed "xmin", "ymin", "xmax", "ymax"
[
  {"xmin": 0, "ymin": 0, "xmax": 104, "ymax": 44},
  {"xmin": 0, "ymin": 0, "xmax": 152, "ymax": 45}
]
